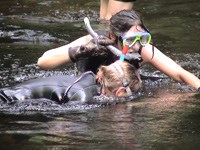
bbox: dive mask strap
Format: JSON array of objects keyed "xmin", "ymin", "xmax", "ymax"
[{"xmin": 112, "ymin": 63, "xmax": 132, "ymax": 96}]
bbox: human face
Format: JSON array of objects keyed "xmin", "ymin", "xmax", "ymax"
[
  {"xmin": 96, "ymin": 62, "xmax": 132, "ymax": 97},
  {"xmin": 121, "ymin": 26, "xmax": 151, "ymax": 52},
  {"xmin": 122, "ymin": 32, "xmax": 151, "ymax": 47}
]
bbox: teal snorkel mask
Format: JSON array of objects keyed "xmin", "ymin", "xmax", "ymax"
[
  {"xmin": 122, "ymin": 31, "xmax": 151, "ymax": 47},
  {"xmin": 119, "ymin": 31, "xmax": 151, "ymax": 61}
]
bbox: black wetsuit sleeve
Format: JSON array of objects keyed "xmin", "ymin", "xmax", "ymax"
[
  {"xmin": 63, "ymin": 71, "xmax": 99, "ymax": 103},
  {"xmin": 0, "ymin": 75, "xmax": 75, "ymax": 103},
  {"xmin": 0, "ymin": 72, "xmax": 99, "ymax": 104}
]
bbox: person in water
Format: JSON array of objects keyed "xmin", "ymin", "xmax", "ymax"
[
  {"xmin": 37, "ymin": 9, "xmax": 200, "ymax": 91},
  {"xmin": 0, "ymin": 61, "xmax": 141, "ymax": 104}
]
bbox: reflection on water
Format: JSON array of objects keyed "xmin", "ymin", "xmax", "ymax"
[
  {"xmin": 0, "ymin": 92, "xmax": 200, "ymax": 149},
  {"xmin": 0, "ymin": 0, "xmax": 200, "ymax": 149}
]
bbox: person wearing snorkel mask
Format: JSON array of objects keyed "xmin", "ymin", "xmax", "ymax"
[
  {"xmin": 37, "ymin": 10, "xmax": 200, "ymax": 92},
  {"xmin": 0, "ymin": 61, "xmax": 141, "ymax": 103}
]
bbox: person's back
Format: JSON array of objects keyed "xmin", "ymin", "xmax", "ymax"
[
  {"xmin": 0, "ymin": 71, "xmax": 98, "ymax": 104},
  {"xmin": 0, "ymin": 60, "xmax": 142, "ymax": 107}
]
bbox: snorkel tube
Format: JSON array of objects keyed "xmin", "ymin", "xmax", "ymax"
[
  {"xmin": 119, "ymin": 45, "xmax": 129, "ymax": 60},
  {"xmin": 84, "ymin": 17, "xmax": 135, "ymax": 60}
]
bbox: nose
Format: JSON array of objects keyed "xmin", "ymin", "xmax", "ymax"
[
  {"xmin": 128, "ymin": 41, "xmax": 141, "ymax": 52},
  {"xmin": 128, "ymin": 48, "xmax": 134, "ymax": 53}
]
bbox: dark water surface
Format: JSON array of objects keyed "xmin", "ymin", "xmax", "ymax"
[{"xmin": 0, "ymin": 0, "xmax": 200, "ymax": 149}]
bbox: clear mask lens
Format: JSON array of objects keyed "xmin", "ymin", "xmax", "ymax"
[
  {"xmin": 140, "ymin": 34, "xmax": 149, "ymax": 45},
  {"xmin": 122, "ymin": 32, "xmax": 151, "ymax": 47}
]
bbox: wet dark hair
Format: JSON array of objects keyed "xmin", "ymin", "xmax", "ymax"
[
  {"xmin": 110, "ymin": 9, "xmax": 149, "ymax": 37},
  {"xmin": 110, "ymin": 9, "xmax": 154, "ymax": 59}
]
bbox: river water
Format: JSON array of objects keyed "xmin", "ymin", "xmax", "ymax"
[{"xmin": 0, "ymin": 0, "xmax": 200, "ymax": 149}]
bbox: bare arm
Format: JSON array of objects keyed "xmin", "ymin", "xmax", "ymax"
[
  {"xmin": 37, "ymin": 35, "xmax": 93, "ymax": 69},
  {"xmin": 141, "ymin": 44, "xmax": 200, "ymax": 90}
]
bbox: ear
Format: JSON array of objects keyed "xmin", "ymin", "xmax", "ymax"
[{"xmin": 115, "ymin": 87, "xmax": 126, "ymax": 97}]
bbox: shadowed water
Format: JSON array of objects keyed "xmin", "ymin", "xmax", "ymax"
[{"xmin": 0, "ymin": 0, "xmax": 200, "ymax": 149}]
